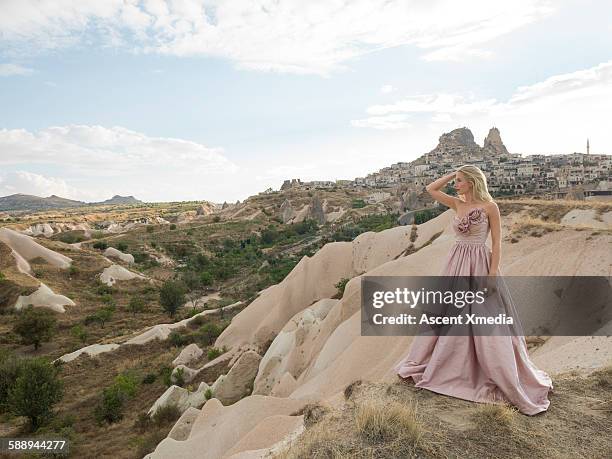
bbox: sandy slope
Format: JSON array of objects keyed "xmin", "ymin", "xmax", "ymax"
[{"xmin": 145, "ymin": 208, "xmax": 612, "ymax": 459}]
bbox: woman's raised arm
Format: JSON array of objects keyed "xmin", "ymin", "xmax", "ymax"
[{"xmin": 425, "ymin": 172, "xmax": 462, "ymax": 210}]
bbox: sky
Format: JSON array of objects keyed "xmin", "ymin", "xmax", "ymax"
[{"xmin": 0, "ymin": 0, "xmax": 611, "ymax": 203}]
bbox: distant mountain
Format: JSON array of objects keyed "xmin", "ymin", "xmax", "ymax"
[
  {"xmin": 0, "ymin": 194, "xmax": 86, "ymax": 212},
  {"xmin": 95, "ymin": 195, "xmax": 143, "ymax": 206},
  {"xmin": 0, "ymin": 193, "xmax": 143, "ymax": 212}
]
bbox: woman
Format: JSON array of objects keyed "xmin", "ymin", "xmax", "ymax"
[{"xmin": 394, "ymin": 165, "xmax": 553, "ymax": 415}]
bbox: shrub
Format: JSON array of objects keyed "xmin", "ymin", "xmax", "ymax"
[
  {"xmin": 207, "ymin": 347, "xmax": 222, "ymax": 360},
  {"xmin": 168, "ymin": 331, "xmax": 186, "ymax": 347},
  {"xmin": 94, "ymin": 372, "xmax": 139, "ymax": 424},
  {"xmin": 198, "ymin": 323, "xmax": 222, "ymax": 346},
  {"xmin": 96, "ymin": 284, "xmax": 114, "ymax": 295},
  {"xmin": 13, "ymin": 306, "xmax": 57, "ymax": 350},
  {"xmin": 414, "ymin": 208, "xmax": 445, "ymax": 225},
  {"xmin": 101, "ymin": 294, "xmax": 116, "ymax": 306},
  {"xmin": 351, "ymin": 199, "xmax": 366, "ymax": 208},
  {"xmin": 116, "ymin": 242, "xmax": 128, "ymax": 252},
  {"xmin": 133, "ymin": 252, "xmax": 151, "ymax": 264},
  {"xmin": 95, "ymin": 386, "xmax": 125, "ymax": 424},
  {"xmin": 334, "ymin": 278, "xmax": 350, "ymax": 298},
  {"xmin": 159, "ymin": 366, "xmax": 173, "ymax": 388},
  {"xmin": 128, "ymin": 297, "xmax": 146, "ymax": 316},
  {"xmin": 260, "ymin": 228, "xmax": 278, "ymax": 245},
  {"xmin": 159, "ymin": 280, "xmax": 186, "ymax": 318},
  {"xmin": 146, "ymin": 226, "xmax": 154, "ymax": 233},
  {"xmin": 95, "ymin": 306, "xmax": 114, "ymax": 327},
  {"xmin": 173, "ymin": 368, "xmax": 185, "ymax": 387},
  {"xmin": 151, "ymin": 404, "xmax": 181, "ymax": 427},
  {"xmin": 114, "ymin": 373, "xmax": 138, "ymax": 397},
  {"xmin": 213, "ymin": 216, "xmax": 221, "ymax": 222},
  {"xmin": 68, "ymin": 265, "xmax": 79, "ymax": 276},
  {"xmin": 93, "ymin": 241, "xmax": 108, "ymax": 250},
  {"xmin": 58, "ymin": 233, "xmax": 83, "ymax": 244},
  {"xmin": 181, "ymin": 271, "xmax": 201, "ymax": 291},
  {"xmin": 0, "ymin": 271, "xmax": 4, "ymax": 281},
  {"xmin": 0, "ymin": 352, "xmax": 21, "ymax": 412},
  {"xmin": 142, "ymin": 373, "xmax": 156, "ymax": 385},
  {"xmin": 170, "ymin": 224, "xmax": 177, "ymax": 230},
  {"xmin": 204, "ymin": 388, "xmax": 213, "ymax": 400},
  {"xmin": 70, "ymin": 324, "xmax": 88, "ymax": 343},
  {"xmin": 8, "ymin": 357, "xmax": 63, "ymax": 430}
]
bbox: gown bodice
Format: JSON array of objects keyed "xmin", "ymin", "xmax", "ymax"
[{"xmin": 452, "ymin": 207, "xmax": 489, "ymax": 244}]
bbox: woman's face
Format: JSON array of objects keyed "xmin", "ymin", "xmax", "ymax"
[{"xmin": 454, "ymin": 172, "xmax": 472, "ymax": 194}]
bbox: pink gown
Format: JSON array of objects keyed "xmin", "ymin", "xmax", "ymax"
[{"xmin": 394, "ymin": 206, "xmax": 553, "ymax": 415}]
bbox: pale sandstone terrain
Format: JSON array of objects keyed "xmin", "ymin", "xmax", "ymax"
[{"xmin": 143, "ymin": 203, "xmax": 612, "ymax": 459}]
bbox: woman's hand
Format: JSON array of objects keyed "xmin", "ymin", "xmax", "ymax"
[{"xmin": 484, "ymin": 272, "xmax": 498, "ymax": 297}]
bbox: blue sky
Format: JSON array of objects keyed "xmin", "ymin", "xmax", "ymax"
[{"xmin": 1, "ymin": 0, "xmax": 611, "ymax": 203}]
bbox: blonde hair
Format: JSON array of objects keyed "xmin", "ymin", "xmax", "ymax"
[{"xmin": 455, "ymin": 165, "xmax": 494, "ymax": 203}]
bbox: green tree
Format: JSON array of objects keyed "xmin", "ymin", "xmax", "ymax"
[
  {"xmin": 13, "ymin": 306, "xmax": 57, "ymax": 350},
  {"xmin": 8, "ymin": 357, "xmax": 63, "ymax": 430},
  {"xmin": 0, "ymin": 352, "xmax": 21, "ymax": 412},
  {"xmin": 198, "ymin": 323, "xmax": 221, "ymax": 346},
  {"xmin": 159, "ymin": 280, "xmax": 186, "ymax": 318},
  {"xmin": 70, "ymin": 324, "xmax": 88, "ymax": 343},
  {"xmin": 94, "ymin": 372, "xmax": 139, "ymax": 424},
  {"xmin": 199, "ymin": 272, "xmax": 213, "ymax": 286},
  {"xmin": 94, "ymin": 306, "xmax": 114, "ymax": 328},
  {"xmin": 128, "ymin": 297, "xmax": 146, "ymax": 316}
]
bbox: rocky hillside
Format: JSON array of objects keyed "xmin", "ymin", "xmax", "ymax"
[
  {"xmin": 0, "ymin": 193, "xmax": 86, "ymax": 212},
  {"xmin": 142, "ymin": 199, "xmax": 611, "ymax": 458},
  {"xmin": 0, "ymin": 193, "xmax": 143, "ymax": 212},
  {"xmin": 0, "ymin": 197, "xmax": 610, "ymax": 458}
]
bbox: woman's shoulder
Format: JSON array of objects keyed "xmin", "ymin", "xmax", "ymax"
[{"xmin": 480, "ymin": 200, "xmax": 498, "ymax": 217}]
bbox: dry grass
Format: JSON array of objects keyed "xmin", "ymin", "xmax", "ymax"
[
  {"xmin": 354, "ymin": 398, "xmax": 422, "ymax": 446},
  {"xmin": 499, "ymin": 198, "xmax": 612, "ymax": 221},
  {"xmin": 278, "ymin": 370, "xmax": 612, "ymax": 459},
  {"xmin": 507, "ymin": 215, "xmax": 612, "ymax": 242},
  {"xmin": 470, "ymin": 403, "xmax": 518, "ymax": 431},
  {"xmin": 278, "ymin": 383, "xmax": 434, "ymax": 459},
  {"xmin": 591, "ymin": 365, "xmax": 612, "ymax": 389}
]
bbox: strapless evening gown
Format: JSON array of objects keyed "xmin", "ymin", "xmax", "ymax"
[{"xmin": 393, "ymin": 206, "xmax": 553, "ymax": 415}]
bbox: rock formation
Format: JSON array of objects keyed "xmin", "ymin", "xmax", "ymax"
[
  {"xmin": 173, "ymin": 343, "xmax": 204, "ymax": 367},
  {"xmin": 428, "ymin": 127, "xmax": 482, "ymax": 157},
  {"xmin": 483, "ymin": 127, "xmax": 509, "ymax": 155},
  {"xmin": 99, "ymin": 264, "xmax": 146, "ymax": 286},
  {"xmin": 308, "ymin": 195, "xmax": 326, "ymax": 224},
  {"xmin": 279, "ymin": 199, "xmax": 296, "ymax": 223},
  {"xmin": 103, "ymin": 247, "xmax": 135, "ymax": 264}
]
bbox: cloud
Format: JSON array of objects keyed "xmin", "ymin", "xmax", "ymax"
[
  {"xmin": 0, "ymin": 124, "xmax": 242, "ymax": 202},
  {"xmin": 380, "ymin": 84, "xmax": 394, "ymax": 94},
  {"xmin": 508, "ymin": 60, "xmax": 612, "ymax": 105},
  {"xmin": 0, "ymin": 124, "xmax": 238, "ymax": 175},
  {"xmin": 351, "ymin": 114, "xmax": 412, "ymax": 130},
  {"xmin": 0, "ymin": 0, "xmax": 555, "ymax": 74},
  {"xmin": 0, "ymin": 63, "xmax": 34, "ymax": 76},
  {"xmin": 364, "ymin": 93, "xmax": 499, "ymax": 117},
  {"xmin": 353, "ymin": 60, "xmax": 612, "ymax": 128},
  {"xmin": 351, "ymin": 60, "xmax": 612, "ymax": 153},
  {"xmin": 0, "ymin": 171, "xmax": 88, "ymax": 200}
]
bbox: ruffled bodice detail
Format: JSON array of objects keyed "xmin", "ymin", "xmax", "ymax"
[{"xmin": 452, "ymin": 207, "xmax": 489, "ymax": 244}]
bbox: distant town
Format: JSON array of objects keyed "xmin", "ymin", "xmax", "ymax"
[{"xmin": 276, "ymin": 127, "xmax": 612, "ymax": 201}]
